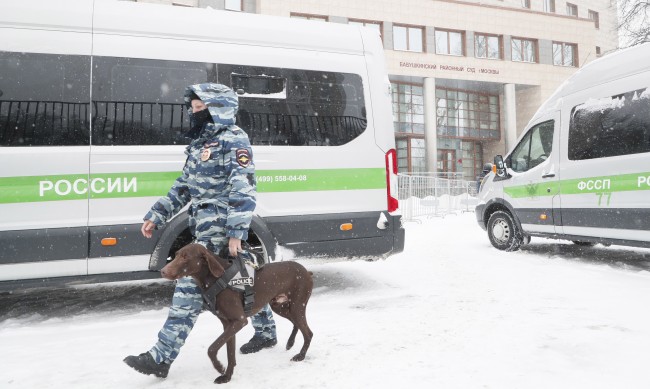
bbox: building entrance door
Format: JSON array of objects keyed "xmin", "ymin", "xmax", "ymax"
[{"xmin": 437, "ymin": 149, "xmax": 456, "ymax": 173}]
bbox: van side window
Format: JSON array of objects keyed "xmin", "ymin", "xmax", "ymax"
[
  {"xmin": 508, "ymin": 120, "xmax": 554, "ymax": 173},
  {"xmin": 569, "ymin": 88, "xmax": 650, "ymax": 160},
  {"xmin": 224, "ymin": 65, "xmax": 367, "ymax": 146},
  {"xmin": 0, "ymin": 52, "xmax": 90, "ymax": 146},
  {"xmin": 92, "ymin": 57, "xmax": 208, "ymax": 146},
  {"xmin": 91, "ymin": 58, "xmax": 368, "ymax": 147}
]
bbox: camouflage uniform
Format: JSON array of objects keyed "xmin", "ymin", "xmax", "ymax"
[{"xmin": 144, "ymin": 83, "xmax": 276, "ymax": 364}]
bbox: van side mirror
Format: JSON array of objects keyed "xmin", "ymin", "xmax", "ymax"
[{"xmin": 494, "ymin": 155, "xmax": 506, "ymax": 177}]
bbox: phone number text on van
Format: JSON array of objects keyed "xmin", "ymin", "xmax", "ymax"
[{"xmin": 257, "ymin": 175, "xmax": 308, "ymax": 183}]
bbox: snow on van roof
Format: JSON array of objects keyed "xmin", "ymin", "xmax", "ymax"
[
  {"xmin": 533, "ymin": 42, "xmax": 650, "ymax": 118},
  {"xmin": 576, "ymin": 88, "xmax": 649, "ymax": 116}
]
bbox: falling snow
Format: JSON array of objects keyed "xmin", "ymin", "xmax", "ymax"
[{"xmin": 2, "ymin": 214, "xmax": 650, "ymax": 388}]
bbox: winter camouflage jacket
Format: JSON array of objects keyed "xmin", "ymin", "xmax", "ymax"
[{"xmin": 144, "ymin": 83, "xmax": 256, "ymax": 245}]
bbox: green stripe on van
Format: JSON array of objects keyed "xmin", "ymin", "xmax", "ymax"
[
  {"xmin": 503, "ymin": 172, "xmax": 650, "ymax": 198},
  {"xmin": 0, "ymin": 168, "xmax": 386, "ymax": 204},
  {"xmin": 256, "ymin": 168, "xmax": 385, "ymax": 193}
]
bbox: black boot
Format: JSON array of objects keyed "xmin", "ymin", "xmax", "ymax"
[
  {"xmin": 123, "ymin": 352, "xmax": 171, "ymax": 378},
  {"xmin": 239, "ymin": 335, "xmax": 277, "ymax": 354}
]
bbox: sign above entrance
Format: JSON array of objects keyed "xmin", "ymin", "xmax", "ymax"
[{"xmin": 399, "ymin": 61, "xmax": 500, "ymax": 75}]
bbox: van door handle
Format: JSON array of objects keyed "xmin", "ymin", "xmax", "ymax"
[{"xmin": 542, "ymin": 173, "xmax": 555, "ymax": 178}]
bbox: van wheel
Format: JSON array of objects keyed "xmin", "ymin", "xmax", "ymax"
[
  {"xmin": 572, "ymin": 241, "xmax": 596, "ymax": 247},
  {"xmin": 246, "ymin": 230, "xmax": 275, "ymax": 265},
  {"xmin": 487, "ymin": 210, "xmax": 523, "ymax": 252}
]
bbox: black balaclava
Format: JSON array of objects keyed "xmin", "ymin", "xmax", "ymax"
[{"xmin": 187, "ymin": 96, "xmax": 213, "ymax": 138}]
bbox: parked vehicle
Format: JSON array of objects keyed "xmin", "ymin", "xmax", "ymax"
[
  {"xmin": 476, "ymin": 43, "xmax": 650, "ymax": 251},
  {"xmin": 0, "ymin": 0, "xmax": 404, "ymax": 287}
]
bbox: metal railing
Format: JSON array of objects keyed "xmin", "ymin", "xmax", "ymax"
[
  {"xmin": 397, "ymin": 173, "xmax": 479, "ymax": 222},
  {"xmin": 0, "ymin": 100, "xmax": 90, "ymax": 146},
  {"xmin": 1, "ymin": 98, "xmax": 367, "ymax": 147}
]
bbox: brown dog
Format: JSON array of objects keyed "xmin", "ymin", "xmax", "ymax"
[{"xmin": 160, "ymin": 243, "xmax": 313, "ymax": 384}]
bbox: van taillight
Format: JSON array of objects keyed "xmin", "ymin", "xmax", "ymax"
[{"xmin": 385, "ymin": 149, "xmax": 399, "ymax": 213}]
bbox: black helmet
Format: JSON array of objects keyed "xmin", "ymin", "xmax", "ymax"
[{"xmin": 482, "ymin": 163, "xmax": 493, "ymax": 173}]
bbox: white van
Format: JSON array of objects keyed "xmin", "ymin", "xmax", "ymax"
[
  {"xmin": 476, "ymin": 43, "xmax": 650, "ymax": 251},
  {"xmin": 0, "ymin": 0, "xmax": 404, "ymax": 287}
]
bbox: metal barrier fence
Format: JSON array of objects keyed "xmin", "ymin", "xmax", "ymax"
[{"xmin": 397, "ymin": 174, "xmax": 479, "ymax": 222}]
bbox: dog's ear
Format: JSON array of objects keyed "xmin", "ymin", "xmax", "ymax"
[{"xmin": 202, "ymin": 248, "xmax": 225, "ymax": 278}]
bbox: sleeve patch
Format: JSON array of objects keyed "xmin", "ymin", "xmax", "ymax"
[{"xmin": 236, "ymin": 148, "xmax": 252, "ymax": 167}]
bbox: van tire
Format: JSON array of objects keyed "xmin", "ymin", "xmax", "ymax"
[
  {"xmin": 487, "ymin": 210, "xmax": 523, "ymax": 252},
  {"xmin": 248, "ymin": 216, "xmax": 277, "ymax": 264}
]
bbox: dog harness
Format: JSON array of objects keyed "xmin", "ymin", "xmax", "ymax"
[{"xmin": 201, "ymin": 253, "xmax": 256, "ymax": 316}]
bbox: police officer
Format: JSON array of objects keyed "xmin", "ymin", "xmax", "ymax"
[{"xmin": 124, "ymin": 83, "xmax": 277, "ymax": 378}]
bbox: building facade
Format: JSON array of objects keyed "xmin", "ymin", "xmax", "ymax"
[{"xmin": 135, "ymin": 0, "xmax": 619, "ymax": 179}]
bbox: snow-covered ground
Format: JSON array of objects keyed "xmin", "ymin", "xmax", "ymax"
[{"xmin": 3, "ymin": 213, "xmax": 650, "ymax": 388}]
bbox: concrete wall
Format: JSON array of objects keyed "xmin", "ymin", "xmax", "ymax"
[
  {"xmin": 137, "ymin": 0, "xmax": 617, "ymax": 55},
  {"xmin": 453, "ymin": 0, "xmax": 619, "ymax": 53},
  {"xmin": 515, "ymin": 85, "xmax": 543, "ymax": 138}
]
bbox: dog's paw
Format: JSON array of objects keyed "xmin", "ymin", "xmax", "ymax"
[
  {"xmin": 214, "ymin": 374, "xmax": 232, "ymax": 384},
  {"xmin": 291, "ymin": 353, "xmax": 306, "ymax": 362}
]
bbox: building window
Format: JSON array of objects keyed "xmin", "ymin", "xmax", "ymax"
[
  {"xmin": 543, "ymin": 0, "xmax": 555, "ymax": 13},
  {"xmin": 475, "ymin": 33, "xmax": 501, "ymax": 59},
  {"xmin": 461, "ymin": 141, "xmax": 483, "ymax": 179},
  {"xmin": 521, "ymin": 0, "xmax": 531, "ymax": 9},
  {"xmin": 435, "ymin": 88, "xmax": 500, "ymax": 140},
  {"xmin": 511, "ymin": 37, "xmax": 537, "ymax": 63},
  {"xmin": 566, "ymin": 3, "xmax": 578, "ymax": 17},
  {"xmin": 392, "ymin": 81, "xmax": 425, "ymax": 173},
  {"xmin": 435, "ymin": 29, "xmax": 464, "ymax": 56},
  {"xmin": 393, "ymin": 25, "xmax": 424, "ymax": 52},
  {"xmin": 224, "ymin": 0, "xmax": 241, "ymax": 11},
  {"xmin": 349, "ymin": 19, "xmax": 382, "ymax": 37},
  {"xmin": 589, "ymin": 10, "xmax": 600, "ymax": 28},
  {"xmin": 553, "ymin": 42, "xmax": 578, "ymax": 66},
  {"xmin": 596, "ymin": 46, "xmax": 602, "ymax": 56},
  {"xmin": 391, "ymin": 82, "xmax": 424, "ymax": 134},
  {"xmin": 290, "ymin": 13, "xmax": 328, "ymax": 21},
  {"xmin": 396, "ymin": 137, "xmax": 426, "ymax": 173}
]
